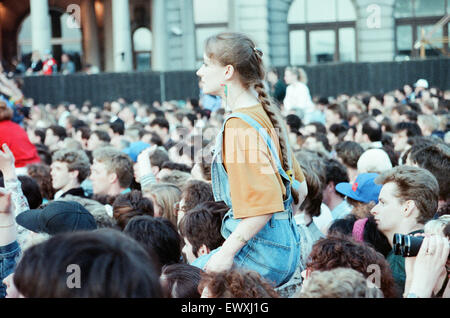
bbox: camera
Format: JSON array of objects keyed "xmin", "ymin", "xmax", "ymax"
[
  {"xmin": 393, "ymin": 233, "xmax": 424, "ymax": 257},
  {"xmin": 393, "ymin": 233, "xmax": 450, "ymax": 258}
]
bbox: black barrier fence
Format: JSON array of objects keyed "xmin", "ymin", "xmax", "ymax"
[{"xmin": 21, "ymin": 57, "xmax": 449, "ymax": 106}]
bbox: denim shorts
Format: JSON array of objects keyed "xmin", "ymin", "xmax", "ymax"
[
  {"xmin": 193, "ymin": 211, "xmax": 301, "ymax": 287},
  {"xmin": 0, "ymin": 241, "xmax": 21, "ymax": 298}
]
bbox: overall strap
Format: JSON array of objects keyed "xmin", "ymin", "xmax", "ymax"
[{"xmin": 224, "ymin": 112, "xmax": 291, "ymax": 183}]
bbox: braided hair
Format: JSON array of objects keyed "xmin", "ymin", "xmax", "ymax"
[{"xmin": 205, "ymin": 32, "xmax": 299, "ymax": 204}]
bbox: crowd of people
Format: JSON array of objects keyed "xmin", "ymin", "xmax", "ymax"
[
  {"xmin": 0, "ymin": 32, "xmax": 449, "ymax": 299},
  {"xmin": 0, "ymin": 51, "xmax": 89, "ymax": 78}
]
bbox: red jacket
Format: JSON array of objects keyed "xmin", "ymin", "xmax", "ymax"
[
  {"xmin": 43, "ymin": 58, "xmax": 57, "ymax": 75},
  {"xmin": 0, "ymin": 120, "xmax": 41, "ymax": 168}
]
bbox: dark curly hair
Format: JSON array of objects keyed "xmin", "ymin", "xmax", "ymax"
[
  {"xmin": 26, "ymin": 163, "xmax": 55, "ymax": 200},
  {"xmin": 306, "ymin": 234, "xmax": 399, "ymax": 298},
  {"xmin": 198, "ymin": 267, "xmax": 279, "ymax": 298},
  {"xmin": 112, "ymin": 190, "xmax": 154, "ymax": 230}
]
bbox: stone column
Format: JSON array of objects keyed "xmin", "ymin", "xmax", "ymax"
[
  {"xmin": 354, "ymin": 0, "xmax": 396, "ymax": 62},
  {"xmin": 103, "ymin": 0, "xmax": 114, "ymax": 72},
  {"xmin": 151, "ymin": 0, "xmax": 168, "ymax": 71},
  {"xmin": 30, "ymin": 0, "xmax": 52, "ymax": 56},
  {"xmin": 180, "ymin": 0, "xmax": 196, "ymax": 70},
  {"xmin": 81, "ymin": 0, "xmax": 101, "ymax": 69},
  {"xmin": 112, "ymin": 0, "xmax": 133, "ymax": 72}
]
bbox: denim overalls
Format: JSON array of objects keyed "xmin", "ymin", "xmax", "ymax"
[{"xmin": 193, "ymin": 112, "xmax": 301, "ymax": 287}]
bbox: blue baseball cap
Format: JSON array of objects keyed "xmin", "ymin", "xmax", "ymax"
[
  {"xmin": 335, "ymin": 173, "xmax": 382, "ymax": 204},
  {"xmin": 122, "ymin": 141, "xmax": 151, "ymax": 162}
]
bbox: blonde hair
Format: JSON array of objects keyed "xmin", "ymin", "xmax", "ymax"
[
  {"xmin": 424, "ymin": 215, "xmax": 450, "ymax": 236},
  {"xmin": 297, "ymin": 268, "xmax": 384, "ymax": 298},
  {"xmin": 144, "ymin": 183, "xmax": 181, "ymax": 228}
]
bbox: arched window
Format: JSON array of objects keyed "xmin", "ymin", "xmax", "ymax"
[
  {"xmin": 394, "ymin": 0, "xmax": 448, "ymax": 60},
  {"xmin": 193, "ymin": 0, "xmax": 229, "ymax": 64},
  {"xmin": 288, "ymin": 0, "xmax": 356, "ymax": 65},
  {"xmin": 133, "ymin": 27, "xmax": 152, "ymax": 71}
]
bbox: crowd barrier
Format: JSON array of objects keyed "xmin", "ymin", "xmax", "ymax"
[{"xmin": 21, "ymin": 57, "xmax": 449, "ymax": 106}]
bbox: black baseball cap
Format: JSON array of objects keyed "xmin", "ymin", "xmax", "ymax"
[{"xmin": 16, "ymin": 201, "xmax": 97, "ymax": 235}]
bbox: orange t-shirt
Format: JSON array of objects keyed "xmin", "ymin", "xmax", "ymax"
[{"xmin": 222, "ymin": 104, "xmax": 305, "ymax": 219}]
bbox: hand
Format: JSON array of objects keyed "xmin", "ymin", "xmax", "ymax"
[
  {"xmin": 407, "ymin": 235, "xmax": 450, "ymax": 298},
  {"xmin": 204, "ymin": 249, "xmax": 235, "ymax": 273},
  {"xmin": 137, "ymin": 146, "xmax": 154, "ymax": 177},
  {"xmin": 0, "ymin": 144, "xmax": 16, "ymax": 179}
]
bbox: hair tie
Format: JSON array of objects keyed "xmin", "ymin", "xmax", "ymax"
[
  {"xmin": 352, "ymin": 217, "xmax": 368, "ymax": 242},
  {"xmin": 254, "ymin": 47, "xmax": 263, "ymax": 57}
]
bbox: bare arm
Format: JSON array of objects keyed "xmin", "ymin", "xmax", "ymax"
[{"xmin": 204, "ymin": 213, "xmax": 272, "ymax": 273}]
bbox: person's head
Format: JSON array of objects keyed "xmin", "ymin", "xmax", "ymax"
[
  {"xmin": 0, "ymin": 101, "xmax": 13, "ymax": 122},
  {"xmin": 112, "ymin": 190, "xmax": 154, "ymax": 230},
  {"xmin": 328, "ymin": 123, "xmax": 348, "ymax": 147},
  {"xmin": 305, "ymin": 234, "xmax": 398, "ymax": 298},
  {"xmin": 328, "ymin": 214, "xmax": 392, "ymax": 257},
  {"xmin": 417, "ymin": 114, "xmax": 440, "ymax": 137},
  {"xmin": 335, "ymin": 141, "xmax": 364, "ymax": 171},
  {"xmin": 143, "ymin": 183, "xmax": 181, "ymax": 228},
  {"xmin": 370, "ymin": 166, "xmax": 439, "ymax": 239},
  {"xmin": 109, "ymin": 120, "xmax": 125, "ymax": 136},
  {"xmin": 303, "ymin": 133, "xmax": 331, "ymax": 155},
  {"xmin": 355, "ymin": 118, "xmax": 382, "ymax": 143},
  {"xmin": 87, "ymin": 130, "xmax": 111, "ymax": 151},
  {"xmin": 160, "ymin": 263, "xmax": 204, "ymax": 298},
  {"xmin": 286, "ymin": 114, "xmax": 302, "ymax": 133},
  {"xmin": 123, "ymin": 215, "xmax": 182, "ymax": 269},
  {"xmin": 297, "ymin": 268, "xmax": 384, "ymax": 298},
  {"xmin": 13, "ymin": 229, "xmax": 162, "ymax": 297},
  {"xmin": 325, "ymin": 104, "xmax": 346, "ymax": 127},
  {"xmin": 424, "ymin": 215, "xmax": 450, "ymax": 237},
  {"xmin": 90, "ymin": 147, "xmax": 134, "ymax": 196},
  {"xmin": 295, "ymin": 152, "xmax": 325, "ymax": 217},
  {"xmin": 159, "ymin": 170, "xmax": 192, "ymax": 189},
  {"xmin": 357, "ymin": 149, "xmax": 393, "ymax": 175},
  {"xmin": 197, "ymin": 32, "xmax": 297, "ymax": 204},
  {"xmin": 149, "ymin": 117, "xmax": 170, "ymax": 141},
  {"xmin": 336, "ymin": 172, "xmax": 382, "ymax": 206},
  {"xmin": 409, "ymin": 143, "xmax": 449, "ymax": 202},
  {"xmin": 16, "ymin": 200, "xmax": 97, "ymax": 235},
  {"xmin": 179, "ymin": 201, "xmax": 228, "ymax": 264},
  {"xmin": 284, "ymin": 66, "xmax": 300, "ymax": 85},
  {"xmin": 26, "ymin": 163, "xmax": 55, "ymax": 200},
  {"xmin": 45, "ymin": 125, "xmax": 67, "ymax": 147},
  {"xmin": 393, "ymin": 122, "xmax": 422, "ymax": 152},
  {"xmin": 150, "ymin": 148, "xmax": 170, "ymax": 174},
  {"xmin": 322, "ymin": 159, "xmax": 349, "ymax": 207},
  {"xmin": 347, "ymin": 98, "xmax": 367, "ymax": 114},
  {"xmin": 199, "ymin": 267, "xmax": 279, "ymax": 298},
  {"xmin": 118, "ymin": 106, "xmax": 137, "ymax": 123},
  {"xmin": 61, "ymin": 53, "xmax": 70, "ymax": 63},
  {"xmin": 178, "ymin": 180, "xmax": 215, "ymax": 225},
  {"xmin": 300, "ymin": 122, "xmax": 327, "ymax": 136},
  {"xmin": 50, "ymin": 149, "xmax": 90, "ymax": 191}
]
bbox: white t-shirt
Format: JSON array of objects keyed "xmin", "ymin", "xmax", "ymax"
[{"xmin": 283, "ymin": 82, "xmax": 315, "ymax": 114}]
